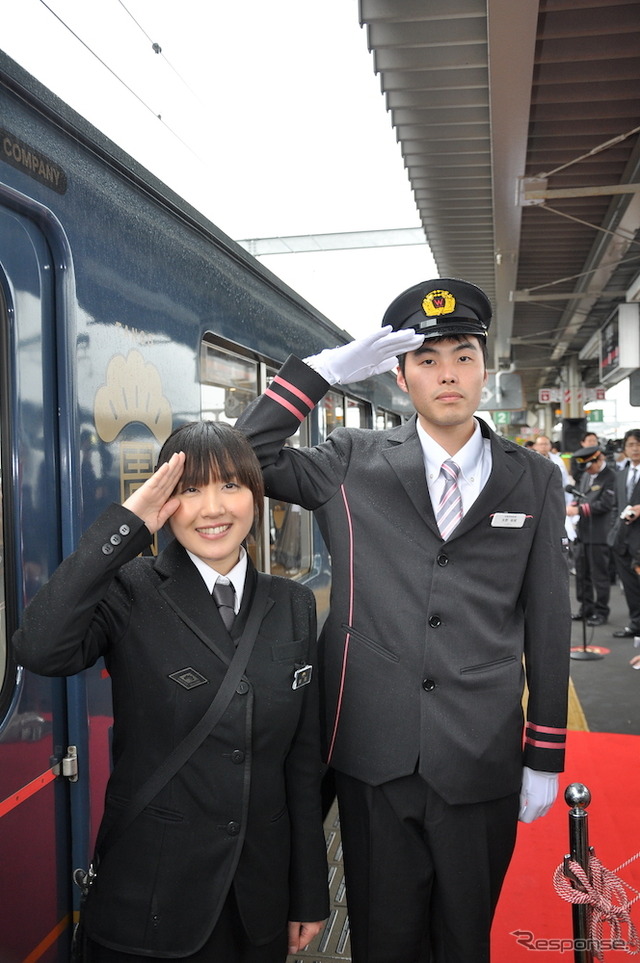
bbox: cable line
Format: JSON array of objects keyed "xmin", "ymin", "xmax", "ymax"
[
  {"xmin": 36, "ymin": 0, "xmax": 203, "ymax": 159},
  {"xmin": 115, "ymin": 0, "xmax": 209, "ymax": 108}
]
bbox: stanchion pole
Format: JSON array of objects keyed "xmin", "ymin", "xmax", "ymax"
[{"xmin": 564, "ymin": 783, "xmax": 594, "ymax": 963}]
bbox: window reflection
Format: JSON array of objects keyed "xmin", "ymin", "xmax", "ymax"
[{"xmin": 376, "ymin": 409, "xmax": 402, "ymax": 430}]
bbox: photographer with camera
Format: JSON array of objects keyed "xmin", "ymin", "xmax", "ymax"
[{"xmin": 607, "ymin": 429, "xmax": 640, "ymax": 638}]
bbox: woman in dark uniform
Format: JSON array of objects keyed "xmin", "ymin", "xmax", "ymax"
[{"xmin": 13, "ymin": 422, "xmax": 328, "ymax": 962}]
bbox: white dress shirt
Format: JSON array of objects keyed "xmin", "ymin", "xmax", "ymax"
[
  {"xmin": 186, "ymin": 546, "xmax": 247, "ymax": 614},
  {"xmin": 416, "ymin": 417, "xmax": 493, "ymax": 517}
]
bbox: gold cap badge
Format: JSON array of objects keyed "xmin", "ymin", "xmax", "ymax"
[{"xmin": 422, "ymin": 289, "xmax": 456, "ymax": 317}]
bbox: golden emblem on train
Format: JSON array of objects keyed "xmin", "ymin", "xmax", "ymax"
[
  {"xmin": 94, "ymin": 350, "xmax": 172, "ymax": 443},
  {"xmin": 422, "ymin": 289, "xmax": 456, "ymax": 317}
]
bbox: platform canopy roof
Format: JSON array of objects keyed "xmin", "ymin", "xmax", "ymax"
[{"xmin": 358, "ymin": 0, "xmax": 640, "ymax": 409}]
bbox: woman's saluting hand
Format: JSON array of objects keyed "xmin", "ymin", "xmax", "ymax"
[{"xmin": 123, "ymin": 451, "xmax": 185, "ymax": 535}]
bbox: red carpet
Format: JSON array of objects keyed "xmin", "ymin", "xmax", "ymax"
[{"xmin": 492, "ymin": 731, "xmax": 640, "ymax": 960}]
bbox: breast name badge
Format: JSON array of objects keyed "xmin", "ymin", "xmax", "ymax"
[
  {"xmin": 292, "ymin": 664, "xmax": 313, "ymax": 690},
  {"xmin": 491, "ymin": 512, "xmax": 528, "ymax": 529}
]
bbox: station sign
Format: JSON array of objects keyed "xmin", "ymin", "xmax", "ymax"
[
  {"xmin": 478, "ymin": 372, "xmax": 523, "ymax": 411},
  {"xmin": 538, "ymin": 387, "xmax": 606, "ymax": 404}
]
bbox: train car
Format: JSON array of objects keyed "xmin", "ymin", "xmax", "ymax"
[{"xmin": 0, "ymin": 51, "xmax": 412, "ymax": 963}]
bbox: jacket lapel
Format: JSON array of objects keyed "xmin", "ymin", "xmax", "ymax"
[
  {"xmin": 626, "ymin": 464, "xmax": 640, "ymax": 503},
  {"xmin": 231, "ymin": 564, "xmax": 275, "ymax": 639},
  {"xmin": 450, "ymin": 432, "xmax": 525, "ymax": 539},
  {"xmin": 154, "ymin": 540, "xmax": 235, "ymax": 663},
  {"xmin": 383, "ymin": 417, "xmax": 440, "ymax": 536}
]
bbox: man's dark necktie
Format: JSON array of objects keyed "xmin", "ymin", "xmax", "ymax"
[{"xmin": 213, "ymin": 579, "xmax": 235, "ymax": 631}]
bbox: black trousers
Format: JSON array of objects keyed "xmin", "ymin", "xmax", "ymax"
[
  {"xmin": 84, "ymin": 887, "xmax": 288, "ymax": 963},
  {"xmin": 335, "ymin": 770, "xmax": 519, "ymax": 963},
  {"xmin": 614, "ymin": 548, "xmax": 640, "ymax": 632},
  {"xmin": 573, "ymin": 540, "xmax": 611, "ymax": 618}
]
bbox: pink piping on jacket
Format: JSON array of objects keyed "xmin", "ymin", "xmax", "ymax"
[{"xmin": 326, "ymin": 484, "xmax": 354, "ymax": 764}]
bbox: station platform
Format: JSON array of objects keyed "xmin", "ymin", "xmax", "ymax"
[
  {"xmin": 286, "ymin": 570, "xmax": 640, "ymax": 963},
  {"xmin": 568, "ymin": 573, "xmax": 640, "ymax": 735}
]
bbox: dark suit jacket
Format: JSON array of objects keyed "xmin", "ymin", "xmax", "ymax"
[
  {"xmin": 575, "ymin": 465, "xmax": 616, "ymax": 544},
  {"xmin": 13, "ymin": 504, "xmax": 328, "ymax": 956},
  {"xmin": 237, "ymin": 356, "xmax": 571, "ymax": 806},
  {"xmin": 609, "ymin": 463, "xmax": 640, "ymax": 556}
]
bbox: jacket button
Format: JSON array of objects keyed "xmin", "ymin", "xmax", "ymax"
[
  {"xmin": 231, "ymin": 750, "xmax": 245, "ymax": 764},
  {"xmin": 437, "ymin": 554, "xmax": 449, "ymax": 566},
  {"xmin": 428, "ymin": 615, "xmax": 441, "ymax": 628},
  {"xmin": 110, "ymin": 533, "xmax": 121, "ymax": 546},
  {"xmin": 236, "ymin": 681, "xmax": 249, "ymax": 695},
  {"xmin": 422, "ymin": 678, "xmax": 436, "ymax": 692},
  {"xmin": 226, "ymin": 821, "xmax": 240, "ymax": 836},
  {"xmin": 119, "ymin": 524, "xmax": 130, "ymax": 536},
  {"xmin": 101, "ymin": 543, "xmax": 114, "ymax": 555}
]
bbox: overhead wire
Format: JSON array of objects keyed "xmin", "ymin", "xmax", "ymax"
[
  {"xmin": 36, "ymin": 0, "xmax": 206, "ymax": 161},
  {"xmin": 114, "ymin": 0, "xmax": 209, "ymax": 110}
]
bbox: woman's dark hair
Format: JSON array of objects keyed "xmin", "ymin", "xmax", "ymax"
[{"xmin": 156, "ymin": 421, "xmax": 265, "ymax": 525}]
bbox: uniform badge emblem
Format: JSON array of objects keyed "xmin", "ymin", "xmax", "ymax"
[
  {"xmin": 292, "ymin": 664, "xmax": 313, "ymax": 690},
  {"xmin": 168, "ymin": 667, "xmax": 208, "ymax": 689},
  {"xmin": 422, "ymin": 289, "xmax": 456, "ymax": 317}
]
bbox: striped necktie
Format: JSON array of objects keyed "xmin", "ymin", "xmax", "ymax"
[
  {"xmin": 436, "ymin": 459, "xmax": 463, "ymax": 539},
  {"xmin": 213, "ymin": 579, "xmax": 235, "ymax": 631},
  {"xmin": 628, "ymin": 466, "xmax": 638, "ymax": 500}
]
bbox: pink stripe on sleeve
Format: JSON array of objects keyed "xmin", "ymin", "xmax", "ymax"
[
  {"xmin": 272, "ymin": 375, "xmax": 315, "ymax": 410},
  {"xmin": 264, "ymin": 387, "xmax": 305, "ymax": 422},
  {"xmin": 527, "ymin": 722, "xmax": 567, "ymax": 736}
]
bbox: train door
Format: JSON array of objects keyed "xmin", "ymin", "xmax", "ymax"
[{"xmin": 0, "ymin": 202, "xmax": 79, "ymax": 962}]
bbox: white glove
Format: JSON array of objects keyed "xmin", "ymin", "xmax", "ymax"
[
  {"xmin": 518, "ymin": 767, "xmax": 559, "ymax": 823},
  {"xmin": 304, "ymin": 325, "xmax": 425, "ymax": 385}
]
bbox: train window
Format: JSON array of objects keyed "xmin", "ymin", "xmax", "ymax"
[
  {"xmin": 200, "ymin": 345, "xmax": 258, "ymax": 422},
  {"xmin": 199, "ymin": 343, "xmax": 312, "ymax": 579},
  {"xmin": 376, "ymin": 409, "xmax": 403, "ymax": 430},
  {"xmin": 346, "ymin": 397, "xmax": 371, "ymax": 428},
  {"xmin": 319, "ymin": 391, "xmax": 372, "ymax": 436},
  {"xmin": 319, "ymin": 390, "xmax": 344, "ymax": 437}
]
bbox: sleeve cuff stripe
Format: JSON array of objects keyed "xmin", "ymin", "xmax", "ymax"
[
  {"xmin": 526, "ymin": 722, "xmax": 567, "ymax": 735},
  {"xmin": 525, "ymin": 735, "xmax": 566, "ymax": 750},
  {"xmin": 264, "ymin": 388, "xmax": 306, "ymax": 422},
  {"xmin": 272, "ymin": 375, "xmax": 316, "ymax": 410}
]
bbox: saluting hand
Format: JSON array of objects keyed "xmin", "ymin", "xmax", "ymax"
[
  {"xmin": 122, "ymin": 451, "xmax": 185, "ymax": 535},
  {"xmin": 305, "ymin": 325, "xmax": 424, "ymax": 385}
]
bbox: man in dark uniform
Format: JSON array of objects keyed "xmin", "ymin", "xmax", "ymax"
[
  {"xmin": 567, "ymin": 445, "xmax": 615, "ymax": 625},
  {"xmin": 237, "ymin": 278, "xmax": 571, "ymax": 963},
  {"xmin": 608, "ymin": 428, "xmax": 640, "ymax": 637},
  {"xmin": 569, "ymin": 430, "xmax": 599, "ymax": 484}
]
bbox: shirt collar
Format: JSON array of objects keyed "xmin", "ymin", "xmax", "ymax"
[
  {"xmin": 417, "ymin": 417, "xmax": 485, "ymax": 482},
  {"xmin": 186, "ymin": 546, "xmax": 247, "ymax": 608}
]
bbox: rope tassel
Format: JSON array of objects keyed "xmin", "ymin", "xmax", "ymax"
[{"xmin": 553, "ymin": 855, "xmax": 640, "ymax": 959}]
